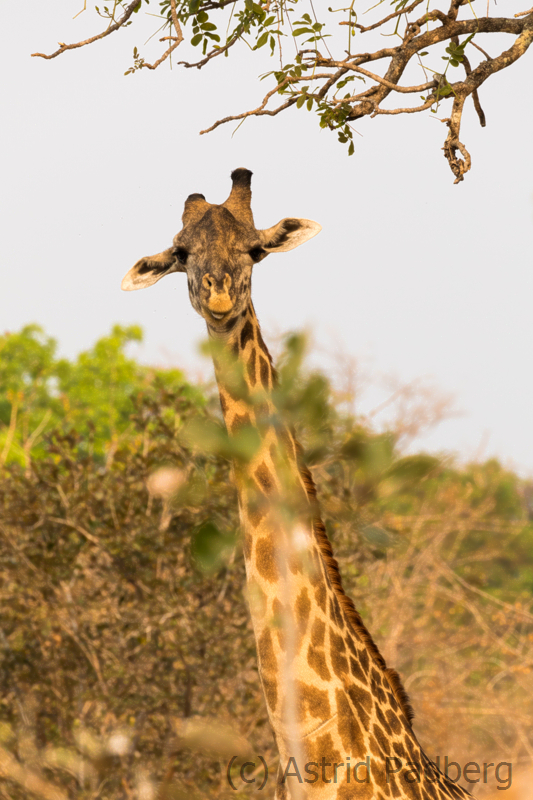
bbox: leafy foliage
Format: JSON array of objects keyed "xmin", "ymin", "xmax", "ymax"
[{"xmin": 32, "ymin": 1, "xmax": 533, "ymax": 181}]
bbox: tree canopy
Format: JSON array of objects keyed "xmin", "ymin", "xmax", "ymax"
[{"xmin": 31, "ymin": 0, "xmax": 533, "ymax": 182}]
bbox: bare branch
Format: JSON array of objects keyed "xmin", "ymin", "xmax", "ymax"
[
  {"xmin": 31, "ymin": 0, "xmax": 142, "ymax": 60},
  {"xmin": 179, "ymin": 30, "xmax": 242, "ymax": 69},
  {"xmin": 200, "ymin": 79, "xmax": 296, "ymax": 134},
  {"xmin": 339, "ymin": 0, "xmax": 425, "ymax": 33},
  {"xmin": 515, "ymin": 6, "xmax": 533, "ymax": 17},
  {"xmin": 371, "ymin": 97, "xmax": 436, "ymax": 115}
]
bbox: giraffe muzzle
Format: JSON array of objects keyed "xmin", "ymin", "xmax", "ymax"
[{"xmin": 203, "ymin": 273, "xmax": 234, "ymax": 318}]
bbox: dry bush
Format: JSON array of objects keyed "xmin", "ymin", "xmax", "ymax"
[{"xmin": 1, "ymin": 362, "xmax": 532, "ymax": 799}]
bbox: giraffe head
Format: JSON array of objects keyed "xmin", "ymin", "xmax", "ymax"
[{"xmin": 121, "ymin": 169, "xmax": 321, "ymax": 333}]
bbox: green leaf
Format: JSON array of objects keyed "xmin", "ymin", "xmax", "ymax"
[
  {"xmin": 197, "ymin": 10, "xmax": 208, "ymax": 22},
  {"xmin": 190, "ymin": 522, "xmax": 236, "ymax": 574},
  {"xmin": 296, "ymin": 95, "xmax": 306, "ymax": 108},
  {"xmin": 255, "ymin": 31, "xmax": 269, "ymax": 48},
  {"xmin": 292, "ymin": 27, "xmax": 313, "ymax": 36},
  {"xmin": 306, "ymin": 97, "xmax": 313, "ymax": 111},
  {"xmin": 189, "ymin": 0, "xmax": 201, "ymax": 13},
  {"xmin": 191, "ymin": 33, "xmax": 203, "ymax": 46},
  {"xmin": 362, "ymin": 525, "xmax": 395, "ymax": 548},
  {"xmin": 348, "ymin": 140, "xmax": 355, "ymax": 156},
  {"xmin": 200, "ymin": 22, "xmax": 217, "ymax": 30}
]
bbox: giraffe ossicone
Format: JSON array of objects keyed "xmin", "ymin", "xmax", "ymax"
[{"xmin": 122, "ymin": 169, "xmax": 474, "ymax": 800}]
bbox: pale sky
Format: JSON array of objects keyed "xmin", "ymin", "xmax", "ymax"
[{"xmin": 1, "ymin": 1, "xmax": 532, "ymax": 475}]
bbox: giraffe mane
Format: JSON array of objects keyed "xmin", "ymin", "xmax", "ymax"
[{"xmin": 255, "ymin": 315, "xmax": 415, "ymax": 725}]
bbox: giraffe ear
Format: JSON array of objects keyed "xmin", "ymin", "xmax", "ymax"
[
  {"xmin": 260, "ymin": 218, "xmax": 321, "ymax": 253},
  {"xmin": 121, "ymin": 247, "xmax": 185, "ymax": 291}
]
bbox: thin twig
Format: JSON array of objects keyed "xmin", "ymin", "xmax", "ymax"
[
  {"xmin": 339, "ymin": 0, "xmax": 424, "ymax": 32},
  {"xmin": 31, "ymin": 0, "xmax": 142, "ymax": 60}
]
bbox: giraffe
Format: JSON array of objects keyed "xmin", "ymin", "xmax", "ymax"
[{"xmin": 121, "ymin": 169, "xmax": 475, "ymax": 800}]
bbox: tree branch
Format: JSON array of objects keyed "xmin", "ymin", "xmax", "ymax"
[{"xmin": 31, "ymin": 0, "xmax": 142, "ymax": 60}]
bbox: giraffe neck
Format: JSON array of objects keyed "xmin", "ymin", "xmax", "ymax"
[{"xmin": 207, "ymin": 304, "xmax": 472, "ymax": 800}]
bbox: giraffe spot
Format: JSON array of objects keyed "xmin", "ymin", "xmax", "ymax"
[
  {"xmin": 311, "ymin": 618, "xmax": 326, "ymax": 647},
  {"xmin": 289, "ymin": 553, "xmax": 303, "ymax": 575},
  {"xmin": 256, "ymin": 327, "xmax": 270, "ymax": 357},
  {"xmin": 255, "ymin": 462, "xmax": 276, "ymax": 495},
  {"xmin": 401, "ymin": 773, "xmax": 422, "ymax": 800},
  {"xmin": 376, "ymin": 706, "xmax": 393, "ymax": 736},
  {"xmin": 419, "ymin": 775, "xmax": 439, "ymax": 800},
  {"xmin": 269, "ymin": 442, "xmax": 277, "ymax": 463},
  {"xmin": 332, "ymin": 594, "xmax": 345, "ymax": 629},
  {"xmin": 224, "ymin": 315, "xmax": 239, "ymax": 333},
  {"xmin": 392, "ymin": 741, "xmax": 407, "ymax": 760},
  {"xmin": 247, "ymin": 348, "xmax": 257, "ymax": 386},
  {"xmin": 261, "ymin": 673, "xmax": 278, "ymax": 714},
  {"xmin": 259, "ymin": 355, "xmax": 270, "ymax": 389},
  {"xmin": 255, "ymin": 537, "xmax": 278, "ymax": 582},
  {"xmin": 303, "ymin": 731, "xmax": 341, "ymax": 776},
  {"xmin": 385, "ymin": 709, "xmax": 402, "ymax": 736},
  {"xmin": 371, "ymin": 677, "xmax": 387, "ymax": 705},
  {"xmin": 360, "ymin": 649, "xmax": 369, "ymax": 673},
  {"xmin": 371, "ymin": 756, "xmax": 392, "ymax": 796},
  {"xmin": 247, "ymin": 504, "xmax": 266, "ymax": 528},
  {"xmin": 314, "ymin": 584, "xmax": 327, "ymax": 612},
  {"xmin": 389, "ymin": 772, "xmax": 403, "ymax": 799},
  {"xmin": 331, "ymin": 630, "xmax": 346, "ymax": 653},
  {"xmin": 257, "ymin": 628, "xmax": 278, "ymax": 712},
  {"xmin": 347, "ymin": 684, "xmax": 372, "ymax": 727},
  {"xmin": 330, "ymin": 631, "xmax": 349, "ymax": 678},
  {"xmin": 258, "ymin": 626, "xmax": 276, "ymax": 671},
  {"xmin": 369, "ymin": 735, "xmax": 381, "ymax": 758},
  {"xmin": 295, "ymin": 587, "xmax": 311, "ymax": 633},
  {"xmin": 307, "ymin": 644, "xmax": 331, "ymax": 682},
  {"xmin": 296, "ymin": 680, "xmax": 332, "ymax": 723},
  {"xmin": 373, "ymin": 723, "xmax": 391, "ymax": 755},
  {"xmin": 371, "ymin": 668, "xmax": 383, "ymax": 685},
  {"xmin": 231, "ymin": 412, "xmax": 251, "ymax": 436},
  {"xmin": 346, "ymin": 636, "xmax": 358, "ymax": 657},
  {"xmin": 335, "ymin": 688, "xmax": 365, "ymax": 755},
  {"xmin": 338, "ymin": 784, "xmax": 372, "ymax": 800},
  {"xmin": 349, "ymin": 656, "xmax": 366, "ymax": 683},
  {"xmin": 246, "ymin": 491, "xmax": 267, "ymax": 528},
  {"xmin": 240, "ymin": 319, "xmax": 254, "ymax": 349}
]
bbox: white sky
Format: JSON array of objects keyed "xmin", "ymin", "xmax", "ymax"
[{"xmin": 1, "ymin": 1, "xmax": 532, "ymax": 475}]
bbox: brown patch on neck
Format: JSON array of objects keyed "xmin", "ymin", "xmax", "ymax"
[{"xmin": 294, "ymin": 439, "xmax": 415, "ymax": 725}]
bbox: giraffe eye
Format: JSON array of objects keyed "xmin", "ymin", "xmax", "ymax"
[
  {"xmin": 174, "ymin": 247, "xmax": 188, "ymax": 265},
  {"xmin": 249, "ymin": 247, "xmax": 265, "ymax": 263}
]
